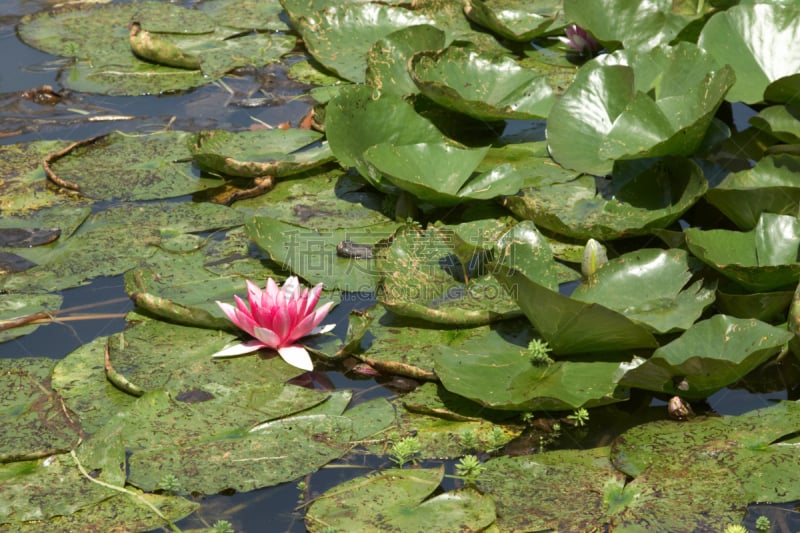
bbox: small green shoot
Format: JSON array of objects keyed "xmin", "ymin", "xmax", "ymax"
[
  {"xmin": 212, "ymin": 520, "xmax": 235, "ymax": 533},
  {"xmin": 485, "ymin": 426, "xmax": 506, "ymax": 452},
  {"xmin": 567, "ymin": 408, "xmax": 590, "ymax": 427},
  {"xmin": 389, "ymin": 436, "xmax": 421, "ymax": 467},
  {"xmin": 156, "ymin": 473, "xmax": 182, "ymax": 495},
  {"xmin": 755, "ymin": 515, "xmax": 770, "ymax": 531},
  {"xmin": 527, "ymin": 338, "xmax": 554, "ymax": 366},
  {"xmin": 460, "ymin": 430, "xmax": 478, "ymax": 452},
  {"xmin": 455, "ymin": 455, "xmax": 486, "ymax": 485}
]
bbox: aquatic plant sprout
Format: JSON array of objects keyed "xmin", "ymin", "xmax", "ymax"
[{"xmin": 212, "ymin": 276, "xmax": 335, "ymax": 371}]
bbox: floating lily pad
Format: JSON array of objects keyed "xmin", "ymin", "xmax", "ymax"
[
  {"xmin": 47, "ymin": 131, "xmax": 219, "ymax": 201},
  {"xmin": 364, "ymin": 142, "xmax": 489, "ymax": 205},
  {"xmin": 617, "ymin": 315, "xmax": 793, "ymax": 399},
  {"xmin": 547, "ymin": 43, "xmax": 734, "ymax": 175},
  {"xmin": 698, "ymin": 2, "xmax": 800, "ymax": 104},
  {"xmin": 13, "ymin": 489, "xmax": 199, "ymax": 533},
  {"xmin": 504, "ymin": 157, "xmax": 707, "ymax": 241},
  {"xmin": 714, "ymin": 286, "xmax": 793, "ymax": 324},
  {"xmin": 128, "ymin": 410, "xmax": 356, "ymax": 493},
  {"xmin": 325, "ymin": 85, "xmax": 449, "ymax": 189},
  {"xmin": 377, "ymin": 224, "xmax": 521, "ymax": 325},
  {"xmin": 749, "ymin": 105, "xmax": 800, "ymax": 144},
  {"xmin": 231, "ymin": 170, "xmax": 391, "ymax": 228},
  {"xmin": 571, "ymin": 248, "xmax": 715, "ymax": 334},
  {"xmin": 685, "ymin": 213, "xmax": 800, "ymax": 292},
  {"xmin": 611, "ymin": 401, "xmax": 800, "ymax": 503},
  {"xmin": 492, "ymin": 222, "xmax": 658, "ymax": 354},
  {"xmin": 1, "ymin": 202, "xmax": 242, "ymax": 293},
  {"xmin": 0, "ymin": 292, "xmax": 63, "ymax": 343},
  {"xmin": 435, "ymin": 324, "xmax": 629, "ymax": 411},
  {"xmin": 246, "ymin": 216, "xmax": 399, "ymax": 292},
  {"xmin": 191, "ymin": 129, "xmax": 334, "ymax": 178},
  {"xmin": 306, "ymin": 467, "xmax": 496, "ymax": 532},
  {"xmin": 478, "ymin": 448, "xmax": 624, "ymax": 531},
  {"xmin": 0, "ymin": 140, "xmax": 88, "ymax": 213},
  {"xmin": 564, "ymin": 0, "xmax": 707, "ymax": 51},
  {"xmin": 0, "ymin": 358, "xmax": 79, "ymax": 462},
  {"xmin": 464, "ymin": 0, "xmax": 563, "ymax": 41},
  {"xmin": 198, "ymin": 0, "xmax": 288, "ymax": 31},
  {"xmin": 366, "ymin": 24, "xmax": 448, "ymax": 97},
  {"xmin": 17, "ymin": 2, "xmax": 294, "ymax": 95},
  {"xmin": 105, "ymin": 320, "xmax": 305, "ymax": 398},
  {"xmin": 705, "ymin": 155, "xmax": 800, "ymax": 230},
  {"xmin": 295, "ymin": 3, "xmax": 434, "ymax": 83},
  {"xmin": 409, "ymin": 46, "xmax": 555, "ymax": 120}
]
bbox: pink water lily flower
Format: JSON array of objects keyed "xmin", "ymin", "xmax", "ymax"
[{"xmin": 212, "ymin": 276, "xmax": 335, "ymax": 371}]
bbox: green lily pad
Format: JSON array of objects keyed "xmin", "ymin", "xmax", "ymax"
[
  {"xmin": 547, "ymin": 43, "xmax": 734, "ymax": 175},
  {"xmin": 1, "ymin": 202, "xmax": 242, "ymax": 293},
  {"xmin": 0, "ymin": 452, "xmax": 119, "ymax": 525},
  {"xmin": 564, "ymin": 0, "xmax": 707, "ymax": 52},
  {"xmin": 464, "ymin": 0, "xmax": 563, "ymax": 41},
  {"xmin": 749, "ymin": 105, "xmax": 800, "ymax": 144},
  {"xmin": 128, "ymin": 410, "xmax": 356, "ymax": 493},
  {"xmin": 198, "ymin": 0, "xmax": 287, "ymax": 31},
  {"xmin": 377, "ymin": 224, "xmax": 521, "ymax": 325},
  {"xmin": 12, "ymin": 489, "xmax": 198, "ymax": 533},
  {"xmin": 325, "ymin": 85, "xmax": 449, "ymax": 189},
  {"xmin": 364, "ymin": 142, "xmax": 489, "ymax": 205},
  {"xmin": 714, "ymin": 286, "xmax": 793, "ymax": 323},
  {"xmin": 571, "ymin": 248, "xmax": 715, "ymax": 334},
  {"xmin": 492, "ymin": 222, "xmax": 658, "ymax": 354},
  {"xmin": 18, "ymin": 2, "xmax": 294, "ymax": 95},
  {"xmin": 504, "ymin": 157, "xmax": 707, "ymax": 240},
  {"xmin": 0, "ymin": 358, "xmax": 79, "ymax": 462},
  {"xmin": 246, "ymin": 216, "xmax": 399, "ymax": 292},
  {"xmin": 46, "ymin": 131, "xmax": 219, "ymax": 201},
  {"xmin": 295, "ymin": 3, "xmax": 434, "ymax": 83},
  {"xmin": 698, "ymin": 2, "xmax": 800, "ymax": 104},
  {"xmin": 611, "ymin": 401, "xmax": 800, "ymax": 503},
  {"xmin": 685, "ymin": 213, "xmax": 800, "ymax": 292},
  {"xmin": 765, "ymin": 73, "xmax": 800, "ymax": 105},
  {"xmin": 0, "ymin": 140, "xmax": 90, "ymax": 214},
  {"xmin": 479, "ymin": 448, "xmax": 627, "ymax": 531},
  {"xmin": 231, "ymin": 169, "xmax": 392, "ymax": 228},
  {"xmin": 705, "ymin": 155, "xmax": 800, "ymax": 230},
  {"xmin": 409, "ymin": 46, "xmax": 555, "ymax": 120},
  {"xmin": 435, "ymin": 324, "xmax": 629, "ymax": 411},
  {"xmin": 51, "ymin": 336, "xmax": 137, "ymax": 435},
  {"xmin": 365, "ymin": 24, "xmax": 448, "ymax": 97},
  {"xmin": 105, "ymin": 320, "xmax": 305, "ymax": 398},
  {"xmin": 0, "ymin": 292, "xmax": 62, "ymax": 343},
  {"xmin": 191, "ymin": 129, "xmax": 334, "ymax": 178},
  {"xmin": 617, "ymin": 315, "xmax": 793, "ymax": 399},
  {"xmin": 306, "ymin": 467, "xmax": 496, "ymax": 532}
]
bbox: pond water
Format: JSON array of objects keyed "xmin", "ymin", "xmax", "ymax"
[{"xmin": 2, "ymin": 1, "xmax": 799, "ymax": 532}]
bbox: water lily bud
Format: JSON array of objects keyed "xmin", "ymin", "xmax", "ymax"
[
  {"xmin": 667, "ymin": 396, "xmax": 694, "ymax": 420},
  {"xmin": 581, "ymin": 238, "xmax": 608, "ymax": 277},
  {"xmin": 559, "ymin": 24, "xmax": 601, "ymax": 56}
]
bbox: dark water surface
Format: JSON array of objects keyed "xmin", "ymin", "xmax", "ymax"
[{"xmin": 1, "ymin": 1, "xmax": 798, "ymax": 532}]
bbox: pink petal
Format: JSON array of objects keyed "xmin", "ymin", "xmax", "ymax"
[
  {"xmin": 288, "ymin": 301, "xmax": 334, "ymax": 342},
  {"xmin": 212, "ymin": 339, "xmax": 266, "ymax": 358},
  {"xmin": 271, "ymin": 305, "xmax": 291, "ymax": 341},
  {"xmin": 252, "ymin": 326, "xmax": 282, "ymax": 350},
  {"xmin": 304, "ymin": 283, "xmax": 323, "ymax": 315},
  {"xmin": 277, "ymin": 345, "xmax": 314, "ymax": 371},
  {"xmin": 217, "ymin": 301, "xmax": 257, "ymax": 337}
]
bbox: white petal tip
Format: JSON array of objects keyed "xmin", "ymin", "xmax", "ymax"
[
  {"xmin": 211, "ymin": 340, "xmax": 263, "ymax": 358},
  {"xmin": 277, "ymin": 345, "xmax": 314, "ymax": 371}
]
